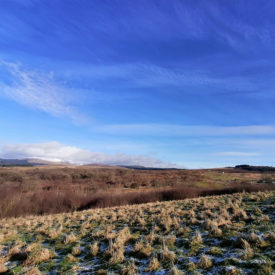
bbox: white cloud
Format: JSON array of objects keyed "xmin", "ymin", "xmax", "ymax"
[
  {"xmin": 95, "ymin": 124, "xmax": 275, "ymax": 137},
  {"xmin": 0, "ymin": 141, "xmax": 176, "ymax": 168},
  {"xmin": 0, "ymin": 61, "xmax": 87, "ymax": 124}
]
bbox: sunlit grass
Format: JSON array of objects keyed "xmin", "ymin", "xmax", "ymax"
[{"xmin": 0, "ymin": 191, "xmax": 274, "ymax": 274}]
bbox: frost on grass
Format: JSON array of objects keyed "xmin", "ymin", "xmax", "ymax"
[{"xmin": 0, "ymin": 191, "xmax": 274, "ymax": 274}]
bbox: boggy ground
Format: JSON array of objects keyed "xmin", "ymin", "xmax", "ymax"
[
  {"xmin": 0, "ymin": 191, "xmax": 274, "ymax": 274},
  {"xmin": 1, "ymin": 165, "xmax": 274, "ymax": 219}
]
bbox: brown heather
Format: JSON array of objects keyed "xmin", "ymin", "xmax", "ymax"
[{"xmin": 0, "ymin": 165, "xmax": 274, "ymax": 218}]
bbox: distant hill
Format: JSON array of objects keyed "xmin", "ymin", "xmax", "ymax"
[
  {"xmin": 0, "ymin": 159, "xmax": 178, "ymax": 169},
  {"xmin": 0, "ymin": 158, "xmax": 69, "ymax": 167},
  {"xmin": 235, "ymin": 164, "xmax": 275, "ymax": 172},
  {"xmin": 120, "ymin": 165, "xmax": 179, "ymax": 170}
]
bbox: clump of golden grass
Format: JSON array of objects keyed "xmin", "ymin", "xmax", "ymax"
[
  {"xmin": 47, "ymin": 226, "xmax": 63, "ymax": 239},
  {"xmin": 171, "ymin": 217, "xmax": 180, "ymax": 230},
  {"xmin": 0, "ymin": 264, "xmax": 8, "ymax": 274},
  {"xmin": 217, "ymin": 216, "xmax": 231, "ymax": 227},
  {"xmin": 208, "ymin": 246, "xmax": 222, "ymax": 255},
  {"xmin": 66, "ymin": 254, "xmax": 78, "ymax": 262},
  {"xmin": 97, "ymin": 269, "xmax": 108, "ymax": 275},
  {"xmin": 116, "ymin": 226, "xmax": 132, "ymax": 245},
  {"xmin": 165, "ymin": 235, "xmax": 177, "ymax": 248},
  {"xmin": 106, "ymin": 226, "xmax": 133, "ymax": 264},
  {"xmin": 146, "ymin": 257, "xmax": 160, "ymax": 271},
  {"xmin": 233, "ymin": 208, "xmax": 248, "ymax": 220},
  {"xmin": 180, "ymin": 226, "xmax": 191, "ymax": 235},
  {"xmin": 247, "ymin": 232, "xmax": 262, "ymax": 246},
  {"xmin": 145, "ymin": 231, "xmax": 156, "ymax": 243},
  {"xmin": 190, "ymin": 217, "xmax": 199, "ymax": 225},
  {"xmin": 120, "ymin": 259, "xmax": 137, "ymax": 275},
  {"xmin": 240, "ymin": 238, "xmax": 254, "ymax": 260},
  {"xmin": 108, "ymin": 245, "xmax": 125, "ymax": 264},
  {"xmin": 0, "ymin": 256, "xmax": 6, "ymax": 265},
  {"xmin": 25, "ymin": 242, "xmax": 41, "ymax": 253},
  {"xmin": 187, "ymin": 260, "xmax": 196, "ymax": 271},
  {"xmin": 210, "ymin": 225, "xmax": 222, "ymax": 237},
  {"xmin": 64, "ymin": 233, "xmax": 77, "ymax": 244},
  {"xmin": 90, "ymin": 241, "xmax": 99, "ymax": 256},
  {"xmin": 23, "ymin": 248, "xmax": 54, "ymax": 266},
  {"xmin": 224, "ymin": 267, "xmax": 242, "ymax": 275},
  {"xmin": 265, "ymin": 231, "xmax": 275, "ymax": 243},
  {"xmin": 161, "ymin": 244, "xmax": 176, "ymax": 264},
  {"xmin": 134, "ymin": 240, "xmax": 153, "ymax": 257},
  {"xmin": 253, "ymin": 207, "xmax": 263, "ymax": 215},
  {"xmin": 190, "ymin": 231, "xmax": 203, "ymax": 246},
  {"xmin": 24, "ymin": 267, "xmax": 42, "ymax": 275},
  {"xmin": 198, "ymin": 254, "xmax": 212, "ymax": 269},
  {"xmin": 256, "ymin": 260, "xmax": 273, "ymax": 275},
  {"xmin": 72, "ymin": 246, "xmax": 82, "ymax": 256},
  {"xmin": 220, "ymin": 208, "xmax": 231, "ymax": 219},
  {"xmin": 8, "ymin": 243, "xmax": 22, "ymax": 257},
  {"xmin": 170, "ymin": 265, "xmax": 182, "ymax": 275},
  {"xmin": 260, "ymin": 215, "xmax": 270, "ymax": 221}
]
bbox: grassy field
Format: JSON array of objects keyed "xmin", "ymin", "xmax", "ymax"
[{"xmin": 0, "ymin": 191, "xmax": 274, "ymax": 274}]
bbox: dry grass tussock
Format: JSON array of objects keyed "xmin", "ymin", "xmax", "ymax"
[{"xmin": 0, "ymin": 191, "xmax": 274, "ymax": 274}]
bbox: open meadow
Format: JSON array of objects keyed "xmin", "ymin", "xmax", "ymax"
[
  {"xmin": 0, "ymin": 191, "xmax": 274, "ymax": 274},
  {"xmin": 2, "ymin": 0, "xmax": 275, "ymax": 274}
]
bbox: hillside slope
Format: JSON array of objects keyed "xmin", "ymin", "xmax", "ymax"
[{"xmin": 0, "ymin": 191, "xmax": 274, "ymax": 274}]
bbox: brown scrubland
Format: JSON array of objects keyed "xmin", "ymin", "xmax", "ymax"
[{"xmin": 0, "ymin": 165, "xmax": 274, "ymax": 218}]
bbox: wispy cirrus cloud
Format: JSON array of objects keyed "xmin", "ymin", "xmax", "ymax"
[
  {"xmin": 0, "ymin": 61, "xmax": 88, "ymax": 124},
  {"xmin": 94, "ymin": 124, "xmax": 275, "ymax": 137},
  {"xmin": 0, "ymin": 141, "xmax": 176, "ymax": 168},
  {"xmin": 60, "ymin": 62, "xmax": 265, "ymax": 95},
  {"xmin": 214, "ymin": 151, "xmax": 260, "ymax": 157}
]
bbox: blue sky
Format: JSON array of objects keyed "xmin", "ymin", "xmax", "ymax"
[{"xmin": 0, "ymin": 0, "xmax": 275, "ymax": 167}]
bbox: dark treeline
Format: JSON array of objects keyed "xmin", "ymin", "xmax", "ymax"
[{"xmin": 235, "ymin": 165, "xmax": 275, "ymax": 172}]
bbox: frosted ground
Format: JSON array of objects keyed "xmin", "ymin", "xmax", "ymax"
[{"xmin": 0, "ymin": 191, "xmax": 274, "ymax": 274}]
